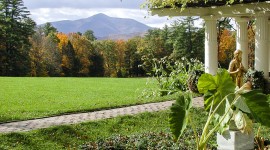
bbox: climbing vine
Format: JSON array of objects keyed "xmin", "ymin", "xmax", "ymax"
[{"xmin": 143, "ymin": 0, "xmax": 246, "ymax": 9}]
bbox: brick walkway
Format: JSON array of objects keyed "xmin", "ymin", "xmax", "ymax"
[{"xmin": 0, "ymin": 97, "xmax": 203, "ymax": 133}]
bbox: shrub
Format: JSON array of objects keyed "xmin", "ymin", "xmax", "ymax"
[
  {"xmin": 149, "ymin": 57, "xmax": 204, "ymax": 96},
  {"xmin": 80, "ymin": 131, "xmax": 216, "ymax": 150},
  {"xmin": 187, "ymin": 70, "xmax": 204, "ymax": 93},
  {"xmin": 243, "ymin": 68, "xmax": 269, "ymax": 94}
]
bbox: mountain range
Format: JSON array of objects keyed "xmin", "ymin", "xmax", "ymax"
[{"xmin": 45, "ymin": 13, "xmax": 152, "ymax": 39}]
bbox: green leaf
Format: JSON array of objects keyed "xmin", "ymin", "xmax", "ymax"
[
  {"xmin": 197, "ymin": 73, "xmax": 216, "ymax": 94},
  {"xmin": 241, "ymin": 90, "xmax": 270, "ymax": 127},
  {"xmin": 218, "ymin": 97, "xmax": 233, "ymax": 134},
  {"xmin": 169, "ymin": 92, "xmax": 192, "ymax": 141},
  {"xmin": 234, "ymin": 110, "xmax": 253, "ymax": 134},
  {"xmin": 215, "ymin": 69, "xmax": 235, "ymax": 97},
  {"xmin": 234, "ymin": 95, "xmax": 251, "ymax": 113},
  {"xmin": 198, "ymin": 69, "xmax": 235, "ymax": 114}
]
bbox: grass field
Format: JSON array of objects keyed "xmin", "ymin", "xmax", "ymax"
[{"xmin": 0, "ymin": 77, "xmax": 173, "ymax": 122}]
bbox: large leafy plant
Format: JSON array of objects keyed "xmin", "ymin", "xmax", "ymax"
[
  {"xmin": 169, "ymin": 69, "xmax": 270, "ymax": 150},
  {"xmin": 150, "ymin": 57, "xmax": 204, "ymax": 96}
]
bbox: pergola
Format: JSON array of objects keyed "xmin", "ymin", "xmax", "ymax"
[{"xmin": 150, "ymin": 1, "xmax": 270, "ymax": 79}]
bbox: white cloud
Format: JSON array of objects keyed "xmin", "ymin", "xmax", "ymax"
[
  {"xmin": 24, "ymin": 0, "xmax": 202, "ymax": 28},
  {"xmin": 24, "ymin": 0, "xmax": 146, "ymax": 9},
  {"xmin": 29, "ymin": 7, "xmax": 180, "ymax": 28}
]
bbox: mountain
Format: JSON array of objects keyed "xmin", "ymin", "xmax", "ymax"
[{"xmin": 46, "ymin": 13, "xmax": 152, "ymax": 39}]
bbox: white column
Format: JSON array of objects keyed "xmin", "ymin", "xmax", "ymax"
[
  {"xmin": 203, "ymin": 16, "xmax": 218, "ymax": 75},
  {"xmin": 235, "ymin": 17, "xmax": 249, "ymax": 69},
  {"xmin": 255, "ymin": 15, "xmax": 269, "ymax": 79}
]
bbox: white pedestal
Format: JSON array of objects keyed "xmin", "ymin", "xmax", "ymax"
[{"xmin": 217, "ymin": 130, "xmax": 254, "ymax": 150}]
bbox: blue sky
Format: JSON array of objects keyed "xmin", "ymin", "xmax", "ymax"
[{"xmin": 23, "ymin": 0, "xmax": 181, "ymax": 28}]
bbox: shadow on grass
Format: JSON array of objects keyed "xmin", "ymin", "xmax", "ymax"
[{"xmin": 0, "ymin": 132, "xmax": 41, "ymax": 150}]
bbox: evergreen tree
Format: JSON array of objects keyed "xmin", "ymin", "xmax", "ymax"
[
  {"xmin": 0, "ymin": 0, "xmax": 35, "ymax": 76},
  {"xmin": 125, "ymin": 37, "xmax": 145, "ymax": 77},
  {"xmin": 170, "ymin": 17, "xmax": 204, "ymax": 62},
  {"xmin": 42, "ymin": 22, "xmax": 57, "ymax": 36},
  {"xmin": 88, "ymin": 49, "xmax": 104, "ymax": 77},
  {"xmin": 61, "ymin": 41, "xmax": 77, "ymax": 76},
  {"xmin": 83, "ymin": 30, "xmax": 96, "ymax": 41}
]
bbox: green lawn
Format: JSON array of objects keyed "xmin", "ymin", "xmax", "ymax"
[
  {"xmin": 0, "ymin": 77, "xmax": 173, "ymax": 122},
  {"xmin": 0, "ymin": 109, "xmax": 208, "ymax": 150},
  {"xmin": 0, "ymin": 108, "xmax": 268, "ymax": 149}
]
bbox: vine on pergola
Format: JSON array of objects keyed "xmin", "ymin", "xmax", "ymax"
[{"xmin": 143, "ymin": 0, "xmax": 264, "ymax": 9}]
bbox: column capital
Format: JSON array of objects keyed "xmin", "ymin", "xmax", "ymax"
[
  {"xmin": 234, "ymin": 17, "xmax": 249, "ymax": 22},
  {"xmin": 255, "ymin": 12, "xmax": 270, "ymax": 18}
]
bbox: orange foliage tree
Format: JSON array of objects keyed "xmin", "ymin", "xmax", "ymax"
[
  {"xmin": 57, "ymin": 33, "xmax": 76, "ymax": 76},
  {"xmin": 218, "ymin": 29, "xmax": 236, "ymax": 68},
  {"xmin": 56, "ymin": 33, "xmax": 69, "ymax": 53}
]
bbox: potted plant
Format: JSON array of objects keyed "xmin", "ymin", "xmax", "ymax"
[{"xmin": 169, "ymin": 69, "xmax": 270, "ymax": 150}]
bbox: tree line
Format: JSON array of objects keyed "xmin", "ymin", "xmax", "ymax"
[
  {"xmin": 1, "ymin": 0, "xmax": 255, "ymax": 77},
  {"xmin": 28, "ymin": 18, "xmax": 206, "ymax": 77}
]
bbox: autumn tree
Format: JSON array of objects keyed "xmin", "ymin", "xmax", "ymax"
[
  {"xmin": 216, "ymin": 17, "xmax": 235, "ymax": 68},
  {"xmin": 29, "ymin": 27, "xmax": 47, "ymax": 76},
  {"xmin": 115, "ymin": 40, "xmax": 126, "ymax": 77},
  {"xmin": 247, "ymin": 20, "xmax": 255, "ymax": 68},
  {"xmin": 218, "ymin": 29, "xmax": 236, "ymax": 68},
  {"xmin": 29, "ymin": 24, "xmax": 62, "ymax": 77},
  {"xmin": 68, "ymin": 33, "xmax": 93, "ymax": 76},
  {"xmin": 44, "ymin": 35, "xmax": 62, "ymax": 76},
  {"xmin": 57, "ymin": 33, "xmax": 77, "ymax": 76}
]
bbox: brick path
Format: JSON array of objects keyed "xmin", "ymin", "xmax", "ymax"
[{"xmin": 0, "ymin": 97, "xmax": 203, "ymax": 133}]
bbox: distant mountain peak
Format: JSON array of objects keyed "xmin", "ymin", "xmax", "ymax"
[
  {"xmin": 92, "ymin": 13, "xmax": 109, "ymax": 17},
  {"xmin": 47, "ymin": 14, "xmax": 152, "ymax": 39}
]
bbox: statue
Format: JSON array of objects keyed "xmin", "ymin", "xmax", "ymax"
[{"xmin": 228, "ymin": 50, "xmax": 246, "ymax": 87}]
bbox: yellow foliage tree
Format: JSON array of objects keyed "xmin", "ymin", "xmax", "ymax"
[
  {"xmin": 56, "ymin": 33, "xmax": 69, "ymax": 53},
  {"xmin": 218, "ymin": 29, "xmax": 236, "ymax": 67}
]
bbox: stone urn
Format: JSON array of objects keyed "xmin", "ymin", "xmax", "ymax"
[{"xmin": 217, "ymin": 121, "xmax": 254, "ymax": 150}]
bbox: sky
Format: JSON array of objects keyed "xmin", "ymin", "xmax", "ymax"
[{"xmin": 23, "ymin": 0, "xmax": 182, "ymax": 28}]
